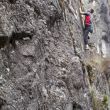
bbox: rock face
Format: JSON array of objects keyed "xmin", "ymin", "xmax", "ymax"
[{"xmin": 0, "ymin": 0, "xmax": 110, "ymax": 110}]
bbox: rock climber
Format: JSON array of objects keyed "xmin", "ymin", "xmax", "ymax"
[{"xmin": 80, "ymin": 8, "xmax": 94, "ymax": 49}]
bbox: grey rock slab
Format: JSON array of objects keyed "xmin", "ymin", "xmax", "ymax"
[{"xmin": 19, "ymin": 44, "xmax": 35, "ymax": 56}]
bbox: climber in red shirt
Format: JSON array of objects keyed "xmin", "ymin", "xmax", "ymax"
[{"xmin": 80, "ymin": 8, "xmax": 94, "ymax": 49}]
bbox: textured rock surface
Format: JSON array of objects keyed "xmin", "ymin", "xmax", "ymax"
[{"xmin": 0, "ymin": 0, "xmax": 110, "ymax": 110}]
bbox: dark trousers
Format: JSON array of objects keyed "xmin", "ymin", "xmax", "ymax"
[{"xmin": 84, "ymin": 25, "xmax": 91, "ymax": 45}]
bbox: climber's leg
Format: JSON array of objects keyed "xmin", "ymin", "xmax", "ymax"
[
  {"xmin": 84, "ymin": 28, "xmax": 89, "ymax": 45},
  {"xmin": 84, "ymin": 27, "xmax": 90, "ymax": 49}
]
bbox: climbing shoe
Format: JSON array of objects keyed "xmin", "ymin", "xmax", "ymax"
[{"xmin": 85, "ymin": 44, "xmax": 89, "ymax": 50}]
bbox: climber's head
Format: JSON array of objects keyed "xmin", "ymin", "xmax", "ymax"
[{"xmin": 90, "ymin": 9, "xmax": 94, "ymax": 14}]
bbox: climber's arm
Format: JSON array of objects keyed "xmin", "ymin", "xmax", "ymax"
[{"xmin": 79, "ymin": 8, "xmax": 88, "ymax": 15}]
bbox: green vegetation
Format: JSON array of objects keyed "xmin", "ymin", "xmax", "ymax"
[
  {"xmin": 86, "ymin": 64, "xmax": 95, "ymax": 84},
  {"xmin": 91, "ymin": 90, "xmax": 109, "ymax": 110},
  {"xmin": 102, "ymin": 95, "xmax": 109, "ymax": 108}
]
